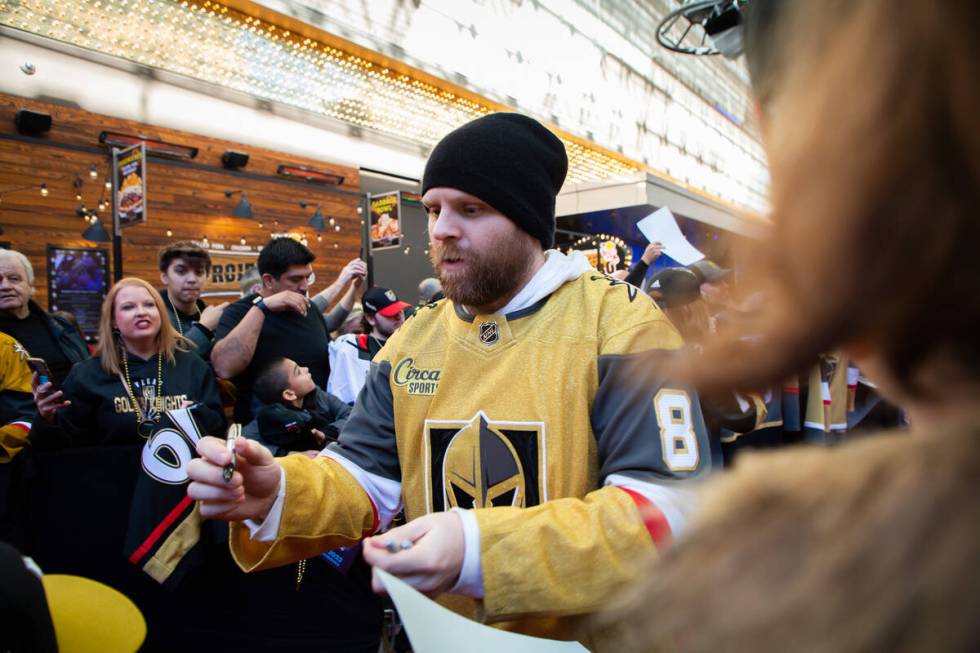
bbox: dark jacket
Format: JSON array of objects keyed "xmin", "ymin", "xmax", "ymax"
[
  {"xmin": 33, "ymin": 301, "xmax": 89, "ymax": 366},
  {"xmin": 30, "ymin": 350, "xmax": 225, "ymax": 449},
  {"xmin": 243, "ymin": 388, "xmax": 351, "ymax": 456},
  {"xmin": 160, "ymin": 291, "xmax": 214, "ymax": 359}
]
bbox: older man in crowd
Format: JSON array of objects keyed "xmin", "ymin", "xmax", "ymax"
[{"xmin": 0, "ymin": 250, "xmax": 88, "ymax": 387}]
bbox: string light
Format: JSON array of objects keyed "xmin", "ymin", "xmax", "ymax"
[
  {"xmin": 334, "ymin": 225, "xmax": 341, "ymax": 232},
  {"xmin": 240, "ymin": 236, "xmax": 246, "ymax": 245},
  {"xmin": 39, "ymin": 183, "xmax": 48, "ymax": 197},
  {"xmin": 166, "ymin": 229, "xmax": 173, "ymax": 237},
  {"xmin": 89, "ymin": 165, "xmax": 98, "ymax": 179}
]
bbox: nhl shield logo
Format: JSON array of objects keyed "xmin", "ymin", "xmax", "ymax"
[{"xmin": 479, "ymin": 321, "xmax": 499, "ymax": 345}]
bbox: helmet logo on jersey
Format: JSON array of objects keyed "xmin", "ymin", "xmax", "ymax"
[
  {"xmin": 424, "ymin": 411, "xmax": 544, "ymax": 513},
  {"xmin": 443, "ymin": 414, "xmax": 524, "ymax": 509},
  {"xmin": 479, "ymin": 321, "xmax": 499, "ymax": 345}
]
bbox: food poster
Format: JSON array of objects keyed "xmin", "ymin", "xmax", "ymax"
[
  {"xmin": 114, "ymin": 143, "xmax": 146, "ymax": 228},
  {"xmin": 369, "ymin": 191, "xmax": 401, "ymax": 251}
]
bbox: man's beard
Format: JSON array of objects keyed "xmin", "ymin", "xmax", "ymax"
[{"xmin": 429, "ymin": 238, "xmax": 537, "ymax": 309}]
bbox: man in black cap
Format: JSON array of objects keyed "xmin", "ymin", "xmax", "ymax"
[
  {"xmin": 189, "ymin": 113, "xmax": 711, "ymax": 644},
  {"xmin": 327, "ymin": 287, "xmax": 410, "ymax": 404}
]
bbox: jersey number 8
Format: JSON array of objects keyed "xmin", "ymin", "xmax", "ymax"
[{"xmin": 654, "ymin": 389, "xmax": 699, "ymax": 472}]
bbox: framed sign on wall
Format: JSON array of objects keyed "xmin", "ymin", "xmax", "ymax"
[{"xmin": 46, "ymin": 245, "xmax": 110, "ymax": 341}]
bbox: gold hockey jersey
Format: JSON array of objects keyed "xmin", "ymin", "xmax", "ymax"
[{"xmin": 230, "ymin": 270, "xmax": 712, "ymax": 643}]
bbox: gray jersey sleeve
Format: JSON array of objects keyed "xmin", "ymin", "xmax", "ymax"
[
  {"xmin": 326, "ymin": 359, "xmax": 400, "ymax": 481},
  {"xmin": 591, "ymin": 352, "xmax": 713, "ymax": 483}
]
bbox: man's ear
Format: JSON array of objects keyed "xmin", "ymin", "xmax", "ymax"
[
  {"xmin": 159, "ymin": 271, "xmax": 169, "ymax": 287},
  {"xmin": 262, "ymin": 273, "xmax": 276, "ymax": 289},
  {"xmin": 282, "ymin": 388, "xmax": 297, "ymax": 402}
]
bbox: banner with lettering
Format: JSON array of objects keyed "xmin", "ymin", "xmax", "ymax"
[
  {"xmin": 369, "ymin": 191, "xmax": 401, "ymax": 251},
  {"xmin": 113, "ymin": 143, "xmax": 147, "ymax": 228}
]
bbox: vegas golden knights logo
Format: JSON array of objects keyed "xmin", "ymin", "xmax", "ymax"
[{"xmin": 424, "ymin": 412, "xmax": 545, "ymax": 513}]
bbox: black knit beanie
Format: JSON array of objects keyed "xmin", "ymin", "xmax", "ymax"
[{"xmin": 421, "ymin": 113, "xmax": 567, "ymax": 249}]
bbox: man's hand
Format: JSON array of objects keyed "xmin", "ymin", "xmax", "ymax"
[
  {"xmin": 198, "ymin": 302, "xmax": 228, "ymax": 331},
  {"xmin": 262, "ymin": 290, "xmax": 310, "ymax": 317},
  {"xmin": 641, "ymin": 241, "xmax": 664, "ymax": 265},
  {"xmin": 339, "ymin": 258, "xmax": 367, "ymax": 286},
  {"xmin": 187, "ymin": 436, "xmax": 282, "ymax": 521},
  {"xmin": 362, "ymin": 512, "xmax": 465, "ymax": 598},
  {"xmin": 32, "ymin": 372, "xmax": 69, "ymax": 422}
]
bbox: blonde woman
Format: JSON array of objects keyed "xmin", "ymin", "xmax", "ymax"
[{"xmin": 31, "ymin": 278, "xmax": 224, "ymax": 448}]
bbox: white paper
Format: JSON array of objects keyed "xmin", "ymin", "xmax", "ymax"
[
  {"xmin": 375, "ymin": 569, "xmax": 588, "ymax": 653},
  {"xmin": 636, "ymin": 207, "xmax": 705, "ymax": 266}
]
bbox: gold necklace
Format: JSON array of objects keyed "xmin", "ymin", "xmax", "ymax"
[
  {"xmin": 121, "ymin": 349, "xmax": 164, "ymax": 439},
  {"xmin": 169, "ymin": 294, "xmax": 200, "ymax": 337},
  {"xmin": 295, "ymin": 559, "xmax": 307, "ymax": 591}
]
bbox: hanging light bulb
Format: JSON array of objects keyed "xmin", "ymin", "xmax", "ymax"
[
  {"xmin": 166, "ymin": 229, "xmax": 173, "ymax": 237},
  {"xmin": 240, "ymin": 236, "xmax": 247, "ymax": 245},
  {"xmin": 334, "ymin": 224, "xmax": 341, "ymax": 232},
  {"xmin": 89, "ymin": 165, "xmax": 98, "ymax": 179},
  {"xmin": 40, "ymin": 184, "xmax": 48, "ymax": 197},
  {"xmin": 328, "ymin": 217, "xmax": 335, "ymax": 227},
  {"xmin": 105, "ymin": 180, "xmax": 112, "ymax": 190},
  {"xmin": 75, "ymin": 193, "xmax": 82, "ymax": 201},
  {"xmin": 316, "ymin": 233, "xmax": 322, "ymax": 242}
]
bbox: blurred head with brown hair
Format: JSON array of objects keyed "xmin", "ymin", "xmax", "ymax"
[
  {"xmin": 595, "ymin": 1, "xmax": 980, "ymax": 651},
  {"xmin": 690, "ymin": 0, "xmax": 980, "ymax": 424}
]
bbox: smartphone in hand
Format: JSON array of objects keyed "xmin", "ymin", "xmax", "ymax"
[{"xmin": 26, "ymin": 357, "xmax": 59, "ymax": 394}]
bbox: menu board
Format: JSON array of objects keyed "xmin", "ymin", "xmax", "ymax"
[{"xmin": 46, "ymin": 245, "xmax": 110, "ymax": 340}]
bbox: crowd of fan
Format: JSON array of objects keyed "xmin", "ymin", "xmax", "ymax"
[{"xmin": 2, "ymin": 0, "xmax": 978, "ymax": 650}]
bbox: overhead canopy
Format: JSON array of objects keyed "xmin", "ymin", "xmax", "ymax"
[{"xmin": 556, "ymin": 172, "xmax": 770, "ymax": 239}]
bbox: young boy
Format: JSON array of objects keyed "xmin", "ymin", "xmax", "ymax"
[
  {"xmin": 245, "ymin": 357, "xmax": 351, "ymax": 456},
  {"xmin": 158, "ymin": 241, "xmax": 227, "ymax": 359}
]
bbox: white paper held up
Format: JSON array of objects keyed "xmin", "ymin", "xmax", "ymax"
[
  {"xmin": 636, "ymin": 207, "xmax": 705, "ymax": 266},
  {"xmin": 375, "ymin": 569, "xmax": 588, "ymax": 653}
]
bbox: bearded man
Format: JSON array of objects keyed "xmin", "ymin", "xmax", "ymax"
[{"xmin": 188, "ymin": 113, "xmax": 711, "ymax": 647}]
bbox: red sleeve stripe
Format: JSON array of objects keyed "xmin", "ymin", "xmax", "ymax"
[
  {"xmin": 128, "ymin": 495, "xmax": 194, "ymax": 565},
  {"xmin": 620, "ymin": 487, "xmax": 672, "ymax": 549},
  {"xmin": 365, "ymin": 493, "xmax": 380, "ymax": 536}
]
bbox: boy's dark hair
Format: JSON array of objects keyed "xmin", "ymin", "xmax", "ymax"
[
  {"xmin": 158, "ymin": 241, "xmax": 212, "ymax": 273},
  {"xmin": 253, "ymin": 357, "xmax": 291, "ymax": 405},
  {"xmin": 257, "ymin": 237, "xmax": 315, "ymax": 279}
]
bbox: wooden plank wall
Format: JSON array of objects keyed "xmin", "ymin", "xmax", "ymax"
[{"xmin": 0, "ymin": 92, "xmax": 363, "ymax": 309}]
